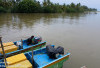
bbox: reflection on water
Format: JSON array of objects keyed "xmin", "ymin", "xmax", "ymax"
[
  {"xmin": 0, "ymin": 12, "xmax": 100, "ymax": 68},
  {"xmin": 0, "ymin": 13, "xmax": 88, "ymax": 29}
]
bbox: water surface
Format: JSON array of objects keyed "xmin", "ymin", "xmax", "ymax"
[{"xmin": 0, "ymin": 12, "xmax": 100, "ymax": 68}]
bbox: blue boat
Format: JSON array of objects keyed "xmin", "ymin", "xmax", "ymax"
[
  {"xmin": 0, "ymin": 45, "xmax": 70, "ymax": 68},
  {"xmin": 0, "ymin": 37, "xmax": 46, "ymax": 59}
]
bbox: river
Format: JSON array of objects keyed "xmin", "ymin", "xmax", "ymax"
[{"xmin": 0, "ymin": 12, "xmax": 100, "ymax": 68}]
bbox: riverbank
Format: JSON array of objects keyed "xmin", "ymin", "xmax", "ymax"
[{"xmin": 0, "ymin": 0, "xmax": 97, "ymax": 13}]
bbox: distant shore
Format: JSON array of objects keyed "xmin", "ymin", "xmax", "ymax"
[{"xmin": 0, "ymin": 0, "xmax": 97, "ymax": 13}]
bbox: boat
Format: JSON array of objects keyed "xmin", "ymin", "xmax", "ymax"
[
  {"xmin": 0, "ymin": 45, "xmax": 70, "ymax": 68},
  {"xmin": 0, "ymin": 37, "xmax": 46, "ymax": 59}
]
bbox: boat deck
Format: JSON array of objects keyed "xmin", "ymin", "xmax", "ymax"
[
  {"xmin": 23, "ymin": 42, "xmax": 29, "ymax": 49},
  {"xmin": 34, "ymin": 53, "xmax": 54, "ymax": 66}
]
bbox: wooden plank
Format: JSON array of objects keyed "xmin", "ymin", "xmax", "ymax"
[
  {"xmin": 0, "ymin": 45, "xmax": 18, "ymax": 54},
  {"xmin": 0, "ymin": 42, "xmax": 14, "ymax": 48},
  {"xmin": 7, "ymin": 60, "xmax": 32, "ymax": 68},
  {"xmin": 6, "ymin": 53, "xmax": 27, "ymax": 65}
]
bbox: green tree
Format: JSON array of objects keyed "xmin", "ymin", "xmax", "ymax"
[
  {"xmin": 0, "ymin": 0, "xmax": 97, "ymax": 13},
  {"xmin": 17, "ymin": 0, "xmax": 41, "ymax": 13},
  {"xmin": 70, "ymin": 3, "xmax": 75, "ymax": 8}
]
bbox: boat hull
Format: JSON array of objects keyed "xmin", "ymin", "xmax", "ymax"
[
  {"xmin": 41, "ymin": 54, "xmax": 70, "ymax": 68},
  {"xmin": 0, "ymin": 45, "xmax": 70, "ymax": 68}
]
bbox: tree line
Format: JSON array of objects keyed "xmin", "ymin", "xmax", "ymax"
[{"xmin": 0, "ymin": 0, "xmax": 97, "ymax": 13}]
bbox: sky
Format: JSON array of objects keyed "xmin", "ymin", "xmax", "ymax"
[{"xmin": 37, "ymin": 0, "xmax": 100, "ymax": 11}]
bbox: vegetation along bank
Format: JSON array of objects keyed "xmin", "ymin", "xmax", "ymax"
[{"xmin": 0, "ymin": 0, "xmax": 97, "ymax": 13}]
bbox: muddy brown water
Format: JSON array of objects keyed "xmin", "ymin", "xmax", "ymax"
[{"xmin": 0, "ymin": 12, "xmax": 100, "ymax": 68}]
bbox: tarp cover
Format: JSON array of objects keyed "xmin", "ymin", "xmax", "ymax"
[{"xmin": 46, "ymin": 45, "xmax": 64, "ymax": 59}]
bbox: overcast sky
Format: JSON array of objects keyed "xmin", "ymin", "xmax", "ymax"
[{"xmin": 37, "ymin": 0, "xmax": 100, "ymax": 11}]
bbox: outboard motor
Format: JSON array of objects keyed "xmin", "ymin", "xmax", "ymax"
[
  {"xmin": 27, "ymin": 36, "xmax": 34, "ymax": 45},
  {"xmin": 56, "ymin": 46, "xmax": 64, "ymax": 54},
  {"xmin": 46, "ymin": 45, "xmax": 64, "ymax": 59},
  {"xmin": 46, "ymin": 45, "xmax": 57, "ymax": 59},
  {"xmin": 27, "ymin": 36, "xmax": 42, "ymax": 45},
  {"xmin": 34, "ymin": 37, "xmax": 42, "ymax": 44}
]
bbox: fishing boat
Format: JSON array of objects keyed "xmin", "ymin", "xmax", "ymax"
[
  {"xmin": 0, "ymin": 45, "xmax": 70, "ymax": 68},
  {"xmin": 0, "ymin": 37, "xmax": 46, "ymax": 59}
]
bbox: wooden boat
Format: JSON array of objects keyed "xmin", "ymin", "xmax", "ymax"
[
  {"xmin": 0, "ymin": 37, "xmax": 46, "ymax": 59},
  {"xmin": 0, "ymin": 45, "xmax": 70, "ymax": 68}
]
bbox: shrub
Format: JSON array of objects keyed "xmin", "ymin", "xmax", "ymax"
[{"xmin": 0, "ymin": 6, "xmax": 6, "ymax": 13}]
